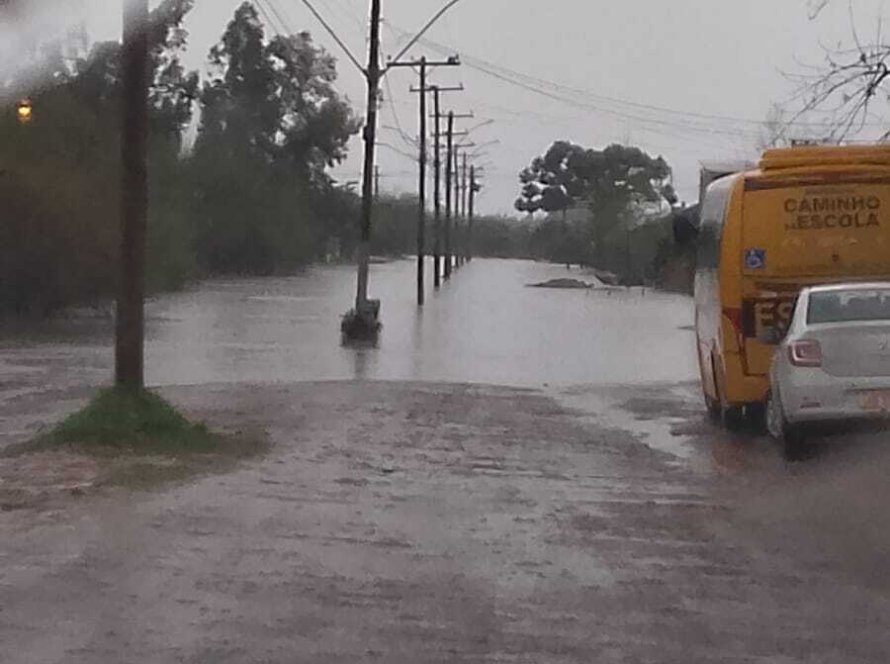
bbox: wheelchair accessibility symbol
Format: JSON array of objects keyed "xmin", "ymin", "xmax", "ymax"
[{"xmin": 745, "ymin": 248, "xmax": 766, "ymax": 270}]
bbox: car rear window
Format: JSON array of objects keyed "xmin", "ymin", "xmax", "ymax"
[{"xmin": 808, "ymin": 290, "xmax": 890, "ymax": 324}]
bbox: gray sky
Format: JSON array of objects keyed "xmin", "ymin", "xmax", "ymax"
[{"xmin": 11, "ymin": 0, "xmax": 890, "ymax": 214}]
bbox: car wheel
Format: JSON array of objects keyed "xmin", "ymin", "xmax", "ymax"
[
  {"xmin": 767, "ymin": 389, "xmax": 807, "ymax": 460},
  {"xmin": 783, "ymin": 424, "xmax": 807, "ymax": 461},
  {"xmin": 766, "ymin": 389, "xmax": 784, "ymax": 441}
]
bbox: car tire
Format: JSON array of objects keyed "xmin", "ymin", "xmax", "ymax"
[{"xmin": 766, "ymin": 389, "xmax": 806, "ymax": 460}]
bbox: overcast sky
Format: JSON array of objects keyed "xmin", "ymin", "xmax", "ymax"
[{"xmin": 8, "ymin": 0, "xmax": 890, "ymax": 214}]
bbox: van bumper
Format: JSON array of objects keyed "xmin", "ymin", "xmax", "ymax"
[{"xmin": 724, "ymin": 353, "xmax": 769, "ymax": 405}]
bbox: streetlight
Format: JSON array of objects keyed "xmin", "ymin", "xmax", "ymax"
[{"xmin": 16, "ymin": 98, "xmax": 32, "ymax": 125}]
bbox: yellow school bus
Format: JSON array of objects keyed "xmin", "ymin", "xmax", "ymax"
[{"xmin": 694, "ymin": 144, "xmax": 890, "ymax": 426}]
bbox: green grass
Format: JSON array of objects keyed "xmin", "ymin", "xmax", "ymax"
[
  {"xmin": 42, "ymin": 387, "xmax": 220, "ymax": 454},
  {"xmin": 9, "ymin": 388, "xmax": 268, "ymax": 491}
]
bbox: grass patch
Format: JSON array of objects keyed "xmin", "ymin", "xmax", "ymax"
[
  {"xmin": 8, "ymin": 387, "xmax": 267, "ymax": 492},
  {"xmin": 40, "ymin": 387, "xmax": 220, "ymax": 454}
]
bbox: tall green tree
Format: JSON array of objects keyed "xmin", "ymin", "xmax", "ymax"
[
  {"xmin": 192, "ymin": 2, "xmax": 359, "ymax": 274},
  {"xmin": 516, "ymin": 141, "xmax": 677, "ymax": 264}
]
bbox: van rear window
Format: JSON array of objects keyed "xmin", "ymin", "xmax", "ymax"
[{"xmin": 808, "ymin": 289, "xmax": 890, "ymax": 324}]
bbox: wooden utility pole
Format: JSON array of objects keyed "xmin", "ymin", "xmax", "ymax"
[
  {"xmin": 460, "ymin": 151, "xmax": 468, "ymax": 266},
  {"xmin": 469, "ymin": 165, "xmax": 480, "ymax": 262},
  {"xmin": 439, "ymin": 115, "xmax": 470, "ymax": 279},
  {"xmin": 416, "ymin": 61, "xmax": 427, "ymax": 304},
  {"xmin": 432, "ymin": 87, "xmax": 442, "ymax": 288},
  {"xmin": 444, "ymin": 111, "xmax": 454, "ymax": 279},
  {"xmin": 116, "ymin": 0, "xmax": 149, "ymax": 390},
  {"xmin": 426, "ymin": 86, "xmax": 464, "ymax": 288},
  {"xmin": 394, "ymin": 57, "xmax": 460, "ymax": 306}
]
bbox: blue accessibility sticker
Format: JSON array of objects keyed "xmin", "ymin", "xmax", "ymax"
[{"xmin": 744, "ymin": 248, "xmax": 766, "ymax": 270}]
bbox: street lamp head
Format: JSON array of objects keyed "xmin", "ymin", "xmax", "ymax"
[
  {"xmin": 447, "ymin": 55, "xmax": 460, "ymax": 65},
  {"xmin": 16, "ymin": 98, "xmax": 32, "ymax": 125}
]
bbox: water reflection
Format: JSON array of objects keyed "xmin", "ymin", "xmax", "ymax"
[{"xmin": 0, "ymin": 260, "xmax": 698, "ymax": 392}]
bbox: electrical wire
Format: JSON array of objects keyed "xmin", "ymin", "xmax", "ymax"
[
  {"xmin": 386, "ymin": 0, "xmax": 464, "ymax": 70},
  {"xmin": 386, "ymin": 25, "xmax": 849, "ymax": 136},
  {"xmin": 255, "ymin": 0, "xmax": 287, "ymax": 36},
  {"xmin": 295, "ymin": 0, "xmax": 366, "ymax": 74}
]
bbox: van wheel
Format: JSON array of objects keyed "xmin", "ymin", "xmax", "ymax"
[
  {"xmin": 722, "ymin": 404, "xmax": 746, "ymax": 431},
  {"xmin": 704, "ymin": 393, "xmax": 721, "ymax": 422}
]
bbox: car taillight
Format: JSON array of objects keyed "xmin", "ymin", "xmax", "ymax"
[{"xmin": 789, "ymin": 339, "xmax": 822, "ymax": 368}]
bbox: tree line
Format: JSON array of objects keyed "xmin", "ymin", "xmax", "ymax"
[{"xmin": 0, "ymin": 1, "xmax": 369, "ymax": 315}]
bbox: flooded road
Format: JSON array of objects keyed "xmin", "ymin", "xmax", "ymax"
[
  {"xmin": 2, "ymin": 258, "xmax": 696, "ymax": 391},
  {"xmin": 0, "ymin": 259, "xmax": 696, "ymax": 442},
  {"xmin": 4, "ymin": 260, "xmax": 890, "ymax": 663}
]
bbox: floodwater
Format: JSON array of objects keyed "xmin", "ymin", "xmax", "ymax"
[{"xmin": 1, "ymin": 259, "xmax": 698, "ymax": 393}]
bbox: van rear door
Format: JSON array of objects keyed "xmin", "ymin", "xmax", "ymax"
[{"xmin": 739, "ymin": 173, "xmax": 890, "ymax": 375}]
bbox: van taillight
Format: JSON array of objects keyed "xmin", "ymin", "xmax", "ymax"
[{"xmin": 789, "ymin": 339, "xmax": 822, "ymax": 368}]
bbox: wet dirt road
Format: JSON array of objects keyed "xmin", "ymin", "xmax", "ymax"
[{"xmin": 2, "ymin": 260, "xmax": 890, "ymax": 662}]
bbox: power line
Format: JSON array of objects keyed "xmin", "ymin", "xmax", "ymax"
[
  {"xmin": 296, "ymin": 0, "xmax": 366, "ymax": 74},
  {"xmin": 388, "ymin": 26, "xmax": 851, "ymax": 135},
  {"xmin": 385, "ymin": 0, "xmax": 464, "ymax": 71},
  {"xmin": 383, "ymin": 73, "xmax": 417, "ymax": 149},
  {"xmin": 255, "ymin": 0, "xmax": 287, "ymax": 36}
]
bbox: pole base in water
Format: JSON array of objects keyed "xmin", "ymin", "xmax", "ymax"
[{"xmin": 341, "ymin": 300, "xmax": 381, "ymax": 342}]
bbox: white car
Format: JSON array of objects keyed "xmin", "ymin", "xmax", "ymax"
[{"xmin": 766, "ymin": 283, "xmax": 890, "ymax": 452}]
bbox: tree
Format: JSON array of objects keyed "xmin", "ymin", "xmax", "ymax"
[
  {"xmin": 196, "ymin": 2, "xmax": 358, "ymax": 178},
  {"xmin": 70, "ymin": 0, "xmax": 198, "ymax": 142},
  {"xmin": 516, "ymin": 141, "xmax": 677, "ymax": 264},
  {"xmin": 191, "ymin": 2, "xmax": 359, "ymax": 274},
  {"xmin": 790, "ymin": 2, "xmax": 890, "ymax": 140}
]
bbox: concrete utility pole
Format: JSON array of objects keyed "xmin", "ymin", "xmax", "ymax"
[
  {"xmin": 392, "ymin": 57, "xmax": 460, "ymax": 306},
  {"xmin": 345, "ymin": 0, "xmax": 383, "ymax": 338},
  {"xmin": 116, "ymin": 0, "xmax": 149, "ymax": 390}
]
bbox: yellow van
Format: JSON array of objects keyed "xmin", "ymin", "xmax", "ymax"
[{"xmin": 694, "ymin": 144, "xmax": 890, "ymax": 427}]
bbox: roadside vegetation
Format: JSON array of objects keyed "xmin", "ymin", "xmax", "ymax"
[{"xmin": 0, "ymin": 0, "xmax": 362, "ymax": 315}]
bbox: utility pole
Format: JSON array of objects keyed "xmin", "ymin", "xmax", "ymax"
[
  {"xmin": 341, "ymin": 0, "xmax": 383, "ymax": 339},
  {"xmin": 468, "ymin": 165, "xmax": 479, "ymax": 262},
  {"xmin": 302, "ymin": 0, "xmax": 465, "ymax": 335},
  {"xmin": 438, "ymin": 114, "xmax": 470, "ymax": 279},
  {"xmin": 450, "ymin": 145, "xmax": 473, "ymax": 269},
  {"xmin": 460, "ymin": 151, "xmax": 468, "ymax": 266},
  {"xmin": 426, "ymin": 87, "xmax": 464, "ymax": 287},
  {"xmin": 393, "ymin": 56, "xmax": 460, "ymax": 306},
  {"xmin": 432, "ymin": 87, "xmax": 442, "ymax": 288},
  {"xmin": 117, "ymin": 0, "xmax": 149, "ymax": 390},
  {"xmin": 354, "ymin": 0, "xmax": 381, "ymax": 319},
  {"xmin": 374, "ymin": 165, "xmax": 380, "ymax": 200},
  {"xmin": 451, "ymin": 145, "xmax": 460, "ymax": 270},
  {"xmin": 444, "ymin": 111, "xmax": 454, "ymax": 279}
]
